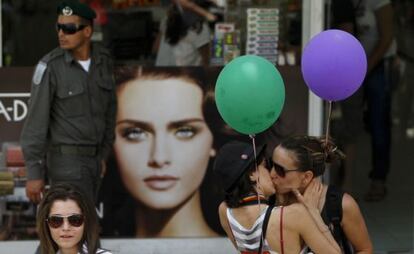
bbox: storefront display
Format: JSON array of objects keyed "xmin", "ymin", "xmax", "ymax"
[
  {"xmin": 1, "ymin": 0, "xmax": 301, "ymax": 67},
  {"xmin": 246, "ymin": 8, "xmax": 279, "ymax": 64},
  {"xmin": 0, "ymin": 65, "xmax": 308, "ymax": 240}
]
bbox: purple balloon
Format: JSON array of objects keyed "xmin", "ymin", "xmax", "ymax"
[{"xmin": 301, "ymin": 29, "xmax": 367, "ymax": 101}]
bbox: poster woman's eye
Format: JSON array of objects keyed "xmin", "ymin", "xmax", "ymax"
[
  {"xmin": 121, "ymin": 127, "xmax": 149, "ymax": 142},
  {"xmin": 175, "ymin": 126, "xmax": 197, "ymax": 139}
]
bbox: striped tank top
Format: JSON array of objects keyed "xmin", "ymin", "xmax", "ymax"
[
  {"xmin": 227, "ymin": 206, "xmax": 310, "ymax": 254},
  {"xmin": 226, "ymin": 206, "xmax": 278, "ymax": 254}
]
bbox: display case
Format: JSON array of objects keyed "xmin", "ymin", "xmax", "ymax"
[{"xmin": 1, "ymin": 0, "xmax": 302, "ymax": 66}]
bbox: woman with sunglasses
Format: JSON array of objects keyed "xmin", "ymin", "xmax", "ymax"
[
  {"xmin": 37, "ymin": 183, "xmax": 112, "ymax": 254},
  {"xmin": 270, "ymin": 135, "xmax": 373, "ymax": 254},
  {"xmin": 215, "ymin": 141, "xmax": 341, "ymax": 254}
]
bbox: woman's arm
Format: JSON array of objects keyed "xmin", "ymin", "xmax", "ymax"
[
  {"xmin": 367, "ymin": 3, "xmax": 394, "ymax": 72},
  {"xmin": 290, "ymin": 203, "xmax": 341, "ymax": 254},
  {"xmin": 341, "ymin": 193, "xmax": 373, "ymax": 254},
  {"xmin": 175, "ymin": 0, "xmax": 217, "ymax": 21},
  {"xmin": 293, "ymin": 180, "xmax": 341, "ymax": 254}
]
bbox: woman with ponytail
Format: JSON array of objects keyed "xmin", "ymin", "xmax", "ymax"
[{"xmin": 270, "ymin": 135, "xmax": 373, "ymax": 254}]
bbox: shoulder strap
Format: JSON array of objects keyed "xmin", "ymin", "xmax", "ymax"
[
  {"xmin": 41, "ymin": 47, "xmax": 64, "ymax": 63},
  {"xmin": 326, "ymin": 185, "xmax": 343, "ymax": 221},
  {"xmin": 326, "ymin": 185, "xmax": 343, "ymax": 242},
  {"xmin": 258, "ymin": 205, "xmax": 274, "ymax": 254},
  {"xmin": 326, "ymin": 185, "xmax": 353, "ymax": 254}
]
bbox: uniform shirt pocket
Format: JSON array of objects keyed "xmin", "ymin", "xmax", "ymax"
[{"xmin": 56, "ymin": 83, "xmax": 86, "ymax": 117}]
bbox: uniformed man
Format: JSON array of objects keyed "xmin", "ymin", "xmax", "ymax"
[{"xmin": 20, "ymin": 0, "xmax": 116, "ymax": 204}]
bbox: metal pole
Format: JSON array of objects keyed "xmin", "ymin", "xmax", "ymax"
[
  {"xmin": 302, "ymin": 0, "xmax": 326, "ymax": 182},
  {"xmin": 302, "ymin": 0, "xmax": 324, "ymax": 137}
]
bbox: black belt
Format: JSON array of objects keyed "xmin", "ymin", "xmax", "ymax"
[{"xmin": 51, "ymin": 145, "xmax": 98, "ymax": 156}]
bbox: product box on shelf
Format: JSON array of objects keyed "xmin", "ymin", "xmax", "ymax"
[{"xmin": 246, "ymin": 8, "xmax": 279, "ymax": 64}]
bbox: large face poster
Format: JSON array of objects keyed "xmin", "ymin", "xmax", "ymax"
[
  {"xmin": 99, "ymin": 66, "xmax": 238, "ymax": 237},
  {"xmin": 0, "ymin": 66, "xmax": 308, "ymax": 240}
]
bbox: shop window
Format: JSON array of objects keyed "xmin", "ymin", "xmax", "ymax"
[{"xmin": 103, "ymin": 10, "xmax": 154, "ymax": 61}]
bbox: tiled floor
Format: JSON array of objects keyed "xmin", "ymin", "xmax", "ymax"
[{"xmin": 347, "ymin": 128, "xmax": 413, "ymax": 253}]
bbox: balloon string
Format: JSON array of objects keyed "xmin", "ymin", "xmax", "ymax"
[
  {"xmin": 249, "ymin": 134, "xmax": 263, "ymax": 254},
  {"xmin": 249, "ymin": 134, "xmax": 260, "ymax": 199},
  {"xmin": 325, "ymin": 101, "xmax": 333, "ymax": 153},
  {"xmin": 249, "ymin": 134, "xmax": 259, "ymax": 206}
]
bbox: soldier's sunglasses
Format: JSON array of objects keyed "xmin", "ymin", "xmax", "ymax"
[
  {"xmin": 46, "ymin": 214, "xmax": 84, "ymax": 228},
  {"xmin": 266, "ymin": 158, "xmax": 301, "ymax": 177},
  {"xmin": 56, "ymin": 23, "xmax": 87, "ymax": 35}
]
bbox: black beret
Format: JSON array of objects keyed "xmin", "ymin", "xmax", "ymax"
[
  {"xmin": 214, "ymin": 141, "xmax": 266, "ymax": 192},
  {"xmin": 57, "ymin": 0, "xmax": 96, "ymax": 21}
]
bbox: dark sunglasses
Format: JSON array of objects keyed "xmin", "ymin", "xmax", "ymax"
[
  {"xmin": 46, "ymin": 214, "xmax": 84, "ymax": 228},
  {"xmin": 56, "ymin": 23, "xmax": 87, "ymax": 35},
  {"xmin": 266, "ymin": 158, "xmax": 301, "ymax": 177}
]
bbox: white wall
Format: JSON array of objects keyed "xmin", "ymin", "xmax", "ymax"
[{"xmin": 0, "ymin": 238, "xmax": 237, "ymax": 254}]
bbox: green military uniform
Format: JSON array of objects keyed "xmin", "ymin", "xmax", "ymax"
[
  {"xmin": 21, "ymin": 0, "xmax": 115, "ymax": 202},
  {"xmin": 21, "ymin": 43, "xmax": 116, "ymax": 202}
]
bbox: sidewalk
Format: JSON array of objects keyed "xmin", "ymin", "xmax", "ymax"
[{"xmin": 349, "ymin": 130, "xmax": 413, "ymax": 253}]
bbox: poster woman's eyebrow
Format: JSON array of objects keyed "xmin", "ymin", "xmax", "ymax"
[
  {"xmin": 168, "ymin": 118, "xmax": 205, "ymax": 129},
  {"xmin": 116, "ymin": 119, "xmax": 154, "ymax": 131}
]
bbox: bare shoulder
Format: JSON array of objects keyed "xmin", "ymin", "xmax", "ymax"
[
  {"xmin": 218, "ymin": 202, "xmax": 228, "ymax": 213},
  {"xmin": 218, "ymin": 202, "xmax": 229, "ymax": 221},
  {"xmin": 342, "ymin": 193, "xmax": 361, "ymax": 214},
  {"xmin": 342, "ymin": 193, "xmax": 364, "ymax": 222},
  {"xmin": 266, "ymin": 203, "xmax": 310, "ymax": 240},
  {"xmin": 283, "ymin": 202, "xmax": 307, "ymax": 216},
  {"xmin": 276, "ymin": 203, "xmax": 309, "ymax": 227}
]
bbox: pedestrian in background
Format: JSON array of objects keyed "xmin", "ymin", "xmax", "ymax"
[
  {"xmin": 154, "ymin": 0, "xmax": 214, "ymax": 66},
  {"xmin": 20, "ymin": 0, "xmax": 116, "ymax": 204},
  {"xmin": 352, "ymin": 0, "xmax": 395, "ymax": 201}
]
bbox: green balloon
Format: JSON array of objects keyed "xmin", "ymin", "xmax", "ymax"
[{"xmin": 215, "ymin": 55, "xmax": 285, "ymax": 134}]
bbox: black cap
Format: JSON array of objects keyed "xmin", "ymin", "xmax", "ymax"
[
  {"xmin": 214, "ymin": 141, "xmax": 266, "ymax": 192},
  {"xmin": 57, "ymin": 0, "xmax": 96, "ymax": 21}
]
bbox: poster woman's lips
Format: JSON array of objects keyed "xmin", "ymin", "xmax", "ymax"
[{"xmin": 144, "ymin": 175, "xmax": 179, "ymax": 190}]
